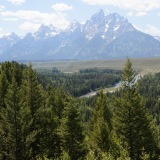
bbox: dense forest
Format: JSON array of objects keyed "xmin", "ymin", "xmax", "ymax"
[
  {"xmin": 37, "ymin": 68, "xmax": 121, "ymax": 97},
  {"xmin": 0, "ymin": 60, "xmax": 159, "ymax": 160}
]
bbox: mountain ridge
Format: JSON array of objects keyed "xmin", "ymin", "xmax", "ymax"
[{"xmin": 0, "ymin": 10, "xmax": 160, "ymax": 61}]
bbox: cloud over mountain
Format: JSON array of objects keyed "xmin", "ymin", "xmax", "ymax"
[
  {"xmin": 0, "ymin": 10, "xmax": 160, "ymax": 61},
  {"xmin": 52, "ymin": 3, "xmax": 73, "ymax": 12},
  {"xmin": 82, "ymin": 0, "xmax": 160, "ymax": 12},
  {"xmin": 7, "ymin": 0, "xmax": 26, "ymax": 5},
  {"xmin": 1, "ymin": 10, "xmax": 70, "ymax": 30}
]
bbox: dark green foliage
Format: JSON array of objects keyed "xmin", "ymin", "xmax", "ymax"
[
  {"xmin": 0, "ymin": 70, "xmax": 8, "ymax": 109},
  {"xmin": 0, "ymin": 62, "xmax": 24, "ymax": 159},
  {"xmin": 0, "ymin": 61, "xmax": 24, "ymax": 85},
  {"xmin": 88, "ymin": 90, "xmax": 112, "ymax": 158},
  {"xmin": 79, "ymin": 68, "xmax": 122, "ymax": 74},
  {"xmin": 36, "ymin": 104, "xmax": 59, "ymax": 159},
  {"xmin": 20, "ymin": 64, "xmax": 44, "ymax": 159},
  {"xmin": 138, "ymin": 73, "xmax": 160, "ymax": 124},
  {"xmin": 0, "ymin": 60, "xmax": 159, "ymax": 160},
  {"xmin": 42, "ymin": 86, "xmax": 70, "ymax": 159},
  {"xmin": 113, "ymin": 59, "xmax": 159, "ymax": 159},
  {"xmin": 2, "ymin": 77, "xmax": 23, "ymax": 160},
  {"xmin": 62, "ymin": 102, "xmax": 87, "ymax": 160},
  {"xmin": 37, "ymin": 68, "xmax": 121, "ymax": 97}
]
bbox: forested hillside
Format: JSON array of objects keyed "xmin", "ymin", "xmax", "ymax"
[
  {"xmin": 37, "ymin": 68, "xmax": 121, "ymax": 97},
  {"xmin": 0, "ymin": 60, "xmax": 159, "ymax": 160}
]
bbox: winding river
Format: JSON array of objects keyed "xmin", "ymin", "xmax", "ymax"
[{"xmin": 80, "ymin": 74, "xmax": 141, "ymax": 98}]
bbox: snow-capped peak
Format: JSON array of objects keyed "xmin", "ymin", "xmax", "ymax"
[
  {"xmin": 90, "ymin": 9, "xmax": 105, "ymax": 22},
  {"xmin": 1, "ymin": 32, "xmax": 20, "ymax": 44},
  {"xmin": 104, "ymin": 12, "xmax": 128, "ymax": 25},
  {"xmin": 0, "ymin": 32, "xmax": 20, "ymax": 54},
  {"xmin": 2, "ymin": 32, "xmax": 19, "ymax": 39},
  {"xmin": 65, "ymin": 20, "xmax": 82, "ymax": 32},
  {"xmin": 34, "ymin": 24, "xmax": 61, "ymax": 39},
  {"xmin": 83, "ymin": 11, "xmax": 135, "ymax": 41}
]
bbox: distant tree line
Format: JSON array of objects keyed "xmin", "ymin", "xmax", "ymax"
[
  {"xmin": 37, "ymin": 68, "xmax": 121, "ymax": 97},
  {"xmin": 0, "ymin": 60, "xmax": 159, "ymax": 159}
]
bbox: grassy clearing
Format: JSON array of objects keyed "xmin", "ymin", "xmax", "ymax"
[{"xmin": 29, "ymin": 57, "xmax": 160, "ymax": 74}]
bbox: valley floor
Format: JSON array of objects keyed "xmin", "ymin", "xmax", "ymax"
[{"xmin": 30, "ymin": 57, "xmax": 160, "ymax": 74}]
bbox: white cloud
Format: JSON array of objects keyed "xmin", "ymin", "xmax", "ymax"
[
  {"xmin": 136, "ymin": 11, "xmax": 147, "ymax": 16},
  {"xmin": 0, "ymin": 5, "xmax": 5, "ymax": 11},
  {"xmin": 132, "ymin": 24, "xmax": 160, "ymax": 36},
  {"xmin": 0, "ymin": 28, "xmax": 3, "ymax": 37},
  {"xmin": 1, "ymin": 10, "xmax": 70, "ymax": 29},
  {"xmin": 144, "ymin": 24, "xmax": 160, "ymax": 36},
  {"xmin": 82, "ymin": 0, "xmax": 160, "ymax": 12},
  {"xmin": 127, "ymin": 11, "xmax": 147, "ymax": 17},
  {"xmin": 2, "ymin": 17, "xmax": 18, "ymax": 21},
  {"xmin": 6, "ymin": 0, "xmax": 26, "ymax": 5},
  {"xmin": 127, "ymin": 11, "xmax": 134, "ymax": 16},
  {"xmin": 19, "ymin": 22, "xmax": 41, "ymax": 31},
  {"xmin": 51, "ymin": 3, "xmax": 73, "ymax": 12}
]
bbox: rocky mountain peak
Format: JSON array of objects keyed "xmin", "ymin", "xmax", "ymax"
[
  {"xmin": 104, "ymin": 12, "xmax": 130, "ymax": 26},
  {"xmin": 8, "ymin": 32, "xmax": 19, "ymax": 38},
  {"xmin": 0, "ymin": 32, "xmax": 20, "ymax": 55},
  {"xmin": 34, "ymin": 24, "xmax": 60, "ymax": 39},
  {"xmin": 2, "ymin": 32, "xmax": 19, "ymax": 40},
  {"xmin": 83, "ymin": 11, "xmax": 135, "ymax": 40},
  {"xmin": 91, "ymin": 9, "xmax": 105, "ymax": 22},
  {"xmin": 1, "ymin": 10, "xmax": 160, "ymax": 60},
  {"xmin": 66, "ymin": 20, "xmax": 82, "ymax": 32}
]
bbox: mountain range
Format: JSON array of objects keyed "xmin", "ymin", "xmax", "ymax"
[{"xmin": 0, "ymin": 9, "xmax": 160, "ymax": 61}]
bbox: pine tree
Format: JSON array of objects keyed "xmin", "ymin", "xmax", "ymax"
[
  {"xmin": 113, "ymin": 59, "xmax": 159, "ymax": 160},
  {"xmin": 0, "ymin": 70, "xmax": 10, "ymax": 159},
  {"xmin": 37, "ymin": 106, "xmax": 59, "ymax": 159},
  {"xmin": 54, "ymin": 88, "xmax": 71, "ymax": 158},
  {"xmin": 0, "ymin": 70, "xmax": 8, "ymax": 109},
  {"xmin": 2, "ymin": 77, "xmax": 23, "ymax": 160},
  {"xmin": 89, "ymin": 90, "xmax": 112, "ymax": 159},
  {"xmin": 38, "ymin": 85, "xmax": 62, "ymax": 159},
  {"xmin": 0, "ymin": 62, "xmax": 23, "ymax": 160},
  {"xmin": 62, "ymin": 102, "xmax": 87, "ymax": 160},
  {"xmin": 20, "ymin": 64, "xmax": 44, "ymax": 159}
]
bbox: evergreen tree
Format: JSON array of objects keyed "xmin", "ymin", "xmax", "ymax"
[
  {"xmin": 0, "ymin": 70, "xmax": 8, "ymax": 109},
  {"xmin": 54, "ymin": 88, "xmax": 70, "ymax": 119},
  {"xmin": 2, "ymin": 77, "xmax": 23, "ymax": 160},
  {"xmin": 113, "ymin": 59, "xmax": 159, "ymax": 160},
  {"xmin": 0, "ymin": 61, "xmax": 23, "ymax": 85},
  {"xmin": 89, "ymin": 90, "xmax": 112, "ymax": 159},
  {"xmin": 37, "ymin": 106, "xmax": 59, "ymax": 159},
  {"xmin": 39, "ymin": 85, "xmax": 62, "ymax": 159},
  {"xmin": 0, "ymin": 62, "xmax": 23, "ymax": 160},
  {"xmin": 54, "ymin": 88, "xmax": 71, "ymax": 158},
  {"xmin": 0, "ymin": 70, "xmax": 9, "ymax": 159},
  {"xmin": 0, "ymin": 108, "xmax": 12, "ymax": 160},
  {"xmin": 62, "ymin": 102, "xmax": 87, "ymax": 160},
  {"xmin": 20, "ymin": 64, "xmax": 44, "ymax": 159}
]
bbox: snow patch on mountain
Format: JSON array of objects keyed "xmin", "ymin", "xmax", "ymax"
[
  {"xmin": 1, "ymin": 10, "xmax": 160, "ymax": 60},
  {"xmin": 105, "ymin": 24, "xmax": 109, "ymax": 32},
  {"xmin": 154, "ymin": 36, "xmax": 160, "ymax": 41},
  {"xmin": 65, "ymin": 20, "xmax": 82, "ymax": 32},
  {"xmin": 114, "ymin": 25, "xmax": 120, "ymax": 31},
  {"xmin": 34, "ymin": 24, "xmax": 61, "ymax": 39},
  {"xmin": 0, "ymin": 32, "xmax": 20, "ymax": 55}
]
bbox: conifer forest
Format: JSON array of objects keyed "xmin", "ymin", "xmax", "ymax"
[{"xmin": 0, "ymin": 59, "xmax": 160, "ymax": 160}]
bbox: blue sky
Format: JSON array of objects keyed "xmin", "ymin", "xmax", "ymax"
[{"xmin": 0, "ymin": 0, "xmax": 160, "ymax": 37}]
